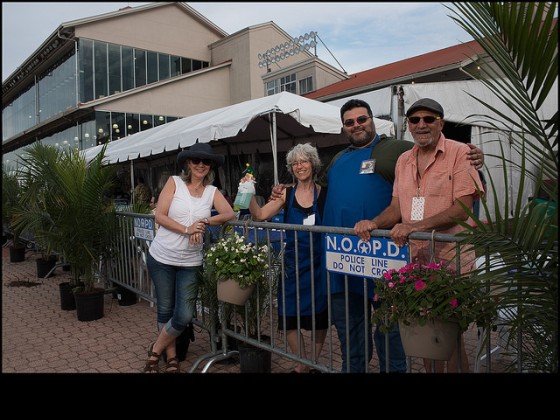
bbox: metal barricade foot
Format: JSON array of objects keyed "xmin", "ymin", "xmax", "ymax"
[{"xmin": 188, "ymin": 350, "xmax": 239, "ymax": 373}]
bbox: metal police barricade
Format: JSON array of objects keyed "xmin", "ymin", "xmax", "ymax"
[
  {"xmin": 108, "ymin": 213, "xmax": 490, "ymax": 373},
  {"xmin": 189, "ymin": 220, "xmax": 412, "ymax": 373}
]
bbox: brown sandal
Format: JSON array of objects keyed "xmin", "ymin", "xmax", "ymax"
[
  {"xmin": 164, "ymin": 357, "xmax": 180, "ymax": 373},
  {"xmin": 143, "ymin": 342, "xmax": 161, "ymax": 373}
]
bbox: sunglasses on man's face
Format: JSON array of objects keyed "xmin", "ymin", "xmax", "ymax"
[
  {"xmin": 190, "ymin": 158, "xmax": 212, "ymax": 166},
  {"xmin": 407, "ymin": 116, "xmax": 441, "ymax": 124},
  {"xmin": 343, "ymin": 115, "xmax": 371, "ymax": 127}
]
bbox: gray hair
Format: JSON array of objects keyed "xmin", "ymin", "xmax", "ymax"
[{"xmin": 285, "ymin": 143, "xmax": 322, "ymax": 177}]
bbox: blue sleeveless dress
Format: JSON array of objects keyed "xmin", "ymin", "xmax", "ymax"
[{"xmin": 278, "ymin": 183, "xmax": 328, "ymax": 330}]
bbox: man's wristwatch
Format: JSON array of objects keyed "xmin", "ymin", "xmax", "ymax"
[{"xmin": 203, "ymin": 217, "xmax": 209, "ymax": 225}]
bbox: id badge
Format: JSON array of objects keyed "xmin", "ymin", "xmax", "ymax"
[
  {"xmin": 360, "ymin": 159, "xmax": 376, "ymax": 174},
  {"xmin": 411, "ymin": 197, "xmax": 425, "ymax": 221},
  {"xmin": 303, "ymin": 213, "xmax": 316, "ymax": 226}
]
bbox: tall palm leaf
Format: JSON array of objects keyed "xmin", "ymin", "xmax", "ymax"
[
  {"xmin": 447, "ymin": 2, "xmax": 558, "ymax": 372},
  {"xmin": 14, "ymin": 143, "xmax": 118, "ymax": 292},
  {"xmin": 13, "ymin": 143, "xmax": 66, "ymax": 258},
  {"xmin": 2, "ymin": 166, "xmax": 27, "ymax": 246}
]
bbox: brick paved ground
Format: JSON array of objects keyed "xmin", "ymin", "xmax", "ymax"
[{"xmin": 2, "ymin": 246, "xmax": 509, "ymax": 374}]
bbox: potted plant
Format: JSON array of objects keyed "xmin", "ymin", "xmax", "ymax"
[
  {"xmin": 34, "ymin": 240, "xmax": 58, "ymax": 278},
  {"xmin": 372, "ymin": 260, "xmax": 494, "ymax": 360},
  {"xmin": 205, "ymin": 231, "xmax": 271, "ymax": 307},
  {"xmin": 14, "ymin": 143, "xmax": 118, "ymax": 320},
  {"xmin": 2, "ymin": 167, "xmax": 28, "ymax": 262},
  {"xmin": 203, "ymin": 230, "xmax": 280, "ymax": 372},
  {"xmin": 12, "ymin": 144, "xmax": 66, "ymax": 278}
]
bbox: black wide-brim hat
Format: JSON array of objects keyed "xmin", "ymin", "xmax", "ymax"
[{"xmin": 177, "ymin": 142, "xmax": 225, "ymax": 168}]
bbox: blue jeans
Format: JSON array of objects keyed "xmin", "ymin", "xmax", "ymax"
[
  {"xmin": 147, "ymin": 252, "xmax": 200, "ymax": 337},
  {"xmin": 373, "ymin": 324, "xmax": 407, "ymax": 373},
  {"xmin": 332, "ymin": 292, "xmax": 373, "ymax": 372}
]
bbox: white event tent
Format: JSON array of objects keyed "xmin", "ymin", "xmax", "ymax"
[{"xmin": 84, "ymin": 91, "xmax": 395, "ymax": 186}]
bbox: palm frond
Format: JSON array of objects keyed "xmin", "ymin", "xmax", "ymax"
[
  {"xmin": 447, "ymin": 2, "xmax": 558, "ymax": 187},
  {"xmin": 449, "ymin": 2, "xmax": 558, "ymax": 372}
]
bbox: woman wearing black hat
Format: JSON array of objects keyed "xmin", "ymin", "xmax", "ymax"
[{"xmin": 143, "ymin": 142, "xmax": 235, "ymax": 373}]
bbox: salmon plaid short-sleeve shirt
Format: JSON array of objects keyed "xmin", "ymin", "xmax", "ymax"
[{"xmin": 393, "ymin": 135, "xmax": 483, "ymax": 272}]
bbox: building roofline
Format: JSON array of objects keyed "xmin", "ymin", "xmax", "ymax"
[
  {"xmin": 2, "ymin": 2, "xmax": 228, "ymax": 95},
  {"xmin": 305, "ymin": 40, "xmax": 484, "ymax": 100}
]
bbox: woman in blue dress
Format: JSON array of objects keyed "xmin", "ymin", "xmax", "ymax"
[{"xmin": 244, "ymin": 143, "xmax": 328, "ymax": 373}]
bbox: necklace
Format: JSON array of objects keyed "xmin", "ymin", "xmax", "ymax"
[{"xmin": 189, "ymin": 183, "xmax": 204, "ymax": 196}]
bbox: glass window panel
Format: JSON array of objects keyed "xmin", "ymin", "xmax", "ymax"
[
  {"xmin": 80, "ymin": 116, "xmax": 96, "ymax": 149},
  {"xmin": 37, "ymin": 73, "xmax": 52, "ymax": 122},
  {"xmin": 111, "ymin": 112, "xmax": 125, "ymax": 141},
  {"xmin": 192, "ymin": 60, "xmax": 202, "ymax": 71},
  {"xmin": 266, "ymin": 80, "xmax": 279, "ymax": 96},
  {"xmin": 95, "ymin": 110, "xmax": 111, "ymax": 145},
  {"xmin": 126, "ymin": 113, "xmax": 139, "ymax": 136},
  {"xmin": 171, "ymin": 56, "xmax": 181, "ymax": 76},
  {"xmin": 154, "ymin": 115, "xmax": 166, "ymax": 127},
  {"xmin": 108, "ymin": 44, "xmax": 122, "ymax": 95},
  {"xmin": 2, "ymin": 83, "xmax": 36, "ymax": 140},
  {"xmin": 94, "ymin": 41, "xmax": 108, "ymax": 99},
  {"xmin": 158, "ymin": 53, "xmax": 170, "ymax": 80},
  {"xmin": 61, "ymin": 55, "xmax": 77, "ymax": 110},
  {"xmin": 134, "ymin": 49, "xmax": 146, "ymax": 87},
  {"xmin": 79, "ymin": 39, "xmax": 94, "ymax": 103},
  {"xmin": 299, "ymin": 76, "xmax": 313, "ymax": 95},
  {"xmin": 280, "ymin": 73, "xmax": 296, "ymax": 94},
  {"xmin": 122, "ymin": 46, "xmax": 134, "ymax": 91},
  {"xmin": 181, "ymin": 58, "xmax": 192, "ymax": 74},
  {"xmin": 35, "ymin": 52, "xmax": 76, "ymax": 123},
  {"xmin": 147, "ymin": 51, "xmax": 158, "ymax": 84},
  {"xmin": 140, "ymin": 114, "xmax": 153, "ymax": 131}
]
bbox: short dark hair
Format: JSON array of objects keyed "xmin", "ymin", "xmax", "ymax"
[{"xmin": 340, "ymin": 99, "xmax": 373, "ymax": 122}]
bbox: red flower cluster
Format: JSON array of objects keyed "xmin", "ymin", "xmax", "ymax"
[{"xmin": 372, "ymin": 260, "xmax": 483, "ymax": 331}]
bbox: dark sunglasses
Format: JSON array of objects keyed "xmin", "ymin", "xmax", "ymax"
[
  {"xmin": 408, "ymin": 116, "xmax": 441, "ymax": 124},
  {"xmin": 190, "ymin": 158, "xmax": 212, "ymax": 166},
  {"xmin": 343, "ymin": 115, "xmax": 371, "ymax": 127}
]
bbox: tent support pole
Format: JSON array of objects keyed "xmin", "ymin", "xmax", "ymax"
[
  {"xmin": 130, "ymin": 160, "xmax": 135, "ymax": 206},
  {"xmin": 271, "ymin": 111, "xmax": 278, "ymax": 185}
]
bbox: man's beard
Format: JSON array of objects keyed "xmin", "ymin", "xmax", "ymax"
[
  {"xmin": 413, "ymin": 132, "xmax": 435, "ymax": 148},
  {"xmin": 349, "ymin": 130, "xmax": 375, "ymax": 148}
]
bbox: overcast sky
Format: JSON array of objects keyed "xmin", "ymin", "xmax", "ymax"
[{"xmin": 2, "ymin": 2, "xmax": 476, "ymax": 82}]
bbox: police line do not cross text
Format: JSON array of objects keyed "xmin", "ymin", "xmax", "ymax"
[{"xmin": 325, "ymin": 234, "xmax": 409, "ymax": 279}]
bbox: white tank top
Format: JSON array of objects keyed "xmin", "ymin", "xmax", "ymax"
[{"xmin": 149, "ymin": 176, "xmax": 216, "ymax": 266}]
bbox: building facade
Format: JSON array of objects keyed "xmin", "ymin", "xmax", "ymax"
[{"xmin": 2, "ymin": 2, "xmax": 347, "ymax": 170}]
